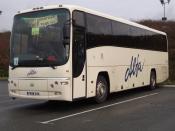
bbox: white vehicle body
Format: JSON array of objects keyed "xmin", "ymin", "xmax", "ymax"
[{"xmin": 8, "ymin": 5, "xmax": 169, "ymax": 101}]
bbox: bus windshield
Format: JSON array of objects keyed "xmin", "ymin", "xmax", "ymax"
[{"xmin": 10, "ymin": 9, "xmax": 70, "ymax": 68}]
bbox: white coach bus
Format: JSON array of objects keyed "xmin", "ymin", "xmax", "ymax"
[{"xmin": 8, "ymin": 5, "xmax": 168, "ymax": 103}]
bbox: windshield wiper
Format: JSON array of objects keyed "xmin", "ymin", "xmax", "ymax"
[
  {"xmin": 49, "ymin": 65, "xmax": 56, "ymax": 70},
  {"xmin": 11, "ymin": 65, "xmax": 20, "ymax": 70},
  {"xmin": 11, "ymin": 64, "xmax": 56, "ymax": 70},
  {"xmin": 11, "ymin": 56, "xmax": 57, "ymax": 70}
]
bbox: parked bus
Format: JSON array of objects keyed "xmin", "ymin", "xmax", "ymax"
[{"xmin": 8, "ymin": 5, "xmax": 168, "ymax": 103}]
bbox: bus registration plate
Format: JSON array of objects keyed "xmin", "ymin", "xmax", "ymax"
[{"xmin": 27, "ymin": 91, "xmax": 40, "ymax": 96}]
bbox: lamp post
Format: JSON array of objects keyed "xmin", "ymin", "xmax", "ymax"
[{"xmin": 160, "ymin": 0, "xmax": 170, "ymax": 21}]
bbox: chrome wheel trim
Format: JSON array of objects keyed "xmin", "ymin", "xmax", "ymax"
[
  {"xmin": 96, "ymin": 81, "xmax": 106, "ymax": 99},
  {"xmin": 150, "ymin": 73, "xmax": 156, "ymax": 88}
]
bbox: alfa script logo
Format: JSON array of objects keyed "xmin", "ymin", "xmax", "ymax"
[
  {"xmin": 27, "ymin": 69, "xmax": 37, "ymax": 77},
  {"xmin": 125, "ymin": 54, "xmax": 144, "ymax": 82}
]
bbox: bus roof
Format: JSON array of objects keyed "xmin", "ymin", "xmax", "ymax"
[{"xmin": 18, "ymin": 4, "xmax": 166, "ymax": 35}]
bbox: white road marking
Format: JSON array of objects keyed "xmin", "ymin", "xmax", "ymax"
[{"xmin": 39, "ymin": 92, "xmax": 159, "ymax": 124}]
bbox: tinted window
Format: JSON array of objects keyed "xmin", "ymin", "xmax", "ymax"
[
  {"xmin": 112, "ymin": 21, "xmax": 131, "ymax": 47},
  {"xmin": 85, "ymin": 13, "xmax": 167, "ymax": 52},
  {"xmin": 87, "ymin": 14, "xmax": 111, "ymax": 35},
  {"xmin": 73, "ymin": 28, "xmax": 85, "ymax": 77},
  {"xmin": 111, "ymin": 21, "xmax": 167, "ymax": 52},
  {"xmin": 73, "ymin": 11, "xmax": 85, "ymax": 27},
  {"xmin": 73, "ymin": 11, "xmax": 86, "ymax": 77},
  {"xmin": 86, "ymin": 13, "xmax": 112, "ymax": 48}
]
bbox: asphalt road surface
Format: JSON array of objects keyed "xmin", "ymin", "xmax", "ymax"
[{"xmin": 0, "ymin": 80, "xmax": 175, "ymax": 131}]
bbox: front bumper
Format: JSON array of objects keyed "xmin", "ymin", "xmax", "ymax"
[{"xmin": 8, "ymin": 78, "xmax": 72, "ymax": 101}]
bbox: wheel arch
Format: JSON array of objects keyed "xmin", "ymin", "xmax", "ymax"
[{"xmin": 151, "ymin": 68, "xmax": 157, "ymax": 79}]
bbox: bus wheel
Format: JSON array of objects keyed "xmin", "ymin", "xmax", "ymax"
[
  {"xmin": 95, "ymin": 75, "xmax": 108, "ymax": 103},
  {"xmin": 149, "ymin": 71, "xmax": 156, "ymax": 90}
]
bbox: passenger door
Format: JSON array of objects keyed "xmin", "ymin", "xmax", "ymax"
[{"xmin": 73, "ymin": 26, "xmax": 86, "ymax": 99}]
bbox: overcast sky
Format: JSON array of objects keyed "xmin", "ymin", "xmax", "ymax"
[{"xmin": 0, "ymin": 0, "xmax": 174, "ymax": 31}]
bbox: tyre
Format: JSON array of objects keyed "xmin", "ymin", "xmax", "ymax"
[
  {"xmin": 149, "ymin": 71, "xmax": 157, "ymax": 90},
  {"xmin": 95, "ymin": 75, "xmax": 109, "ymax": 103}
]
